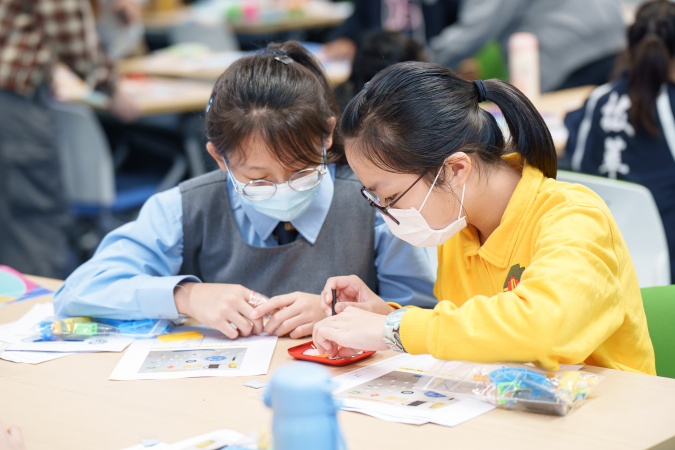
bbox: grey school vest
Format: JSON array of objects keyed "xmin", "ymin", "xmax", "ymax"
[{"xmin": 179, "ymin": 165, "xmax": 378, "ymax": 296}]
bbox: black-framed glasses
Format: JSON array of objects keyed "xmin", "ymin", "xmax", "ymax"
[{"xmin": 360, "ymin": 173, "xmax": 426, "ymax": 225}]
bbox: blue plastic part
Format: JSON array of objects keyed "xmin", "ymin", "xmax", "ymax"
[
  {"xmin": 489, "ymin": 367, "xmax": 552, "ymax": 388},
  {"xmin": 97, "ymin": 318, "xmax": 169, "ymax": 338},
  {"xmin": 489, "ymin": 367, "xmax": 556, "ymax": 403},
  {"xmin": 37, "ymin": 321, "xmax": 55, "ymax": 339},
  {"xmin": 264, "ymin": 363, "xmax": 344, "ymax": 450}
]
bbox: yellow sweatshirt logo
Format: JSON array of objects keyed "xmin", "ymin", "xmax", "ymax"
[{"xmin": 503, "ymin": 264, "xmax": 526, "ymax": 292}]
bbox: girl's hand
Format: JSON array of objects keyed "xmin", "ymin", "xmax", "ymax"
[
  {"xmin": 321, "ymin": 275, "xmax": 395, "ymax": 317},
  {"xmin": 108, "ymin": 87, "xmax": 142, "ymax": 123},
  {"xmin": 312, "ymin": 306, "xmax": 389, "ymax": 358},
  {"xmin": 250, "ymin": 292, "xmax": 324, "ymax": 338},
  {"xmin": 174, "ymin": 282, "xmax": 264, "ymax": 339},
  {"xmin": 0, "ymin": 422, "xmax": 25, "ymax": 450}
]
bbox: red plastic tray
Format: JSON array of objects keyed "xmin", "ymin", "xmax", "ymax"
[{"xmin": 287, "ymin": 340, "xmax": 376, "ymax": 366}]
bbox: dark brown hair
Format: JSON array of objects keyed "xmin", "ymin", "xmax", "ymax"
[
  {"xmin": 341, "ymin": 62, "xmax": 557, "ymax": 186},
  {"xmin": 206, "ymin": 41, "xmax": 343, "ymax": 167},
  {"xmin": 350, "ymin": 31, "xmax": 427, "ymax": 93},
  {"xmin": 628, "ymin": 0, "xmax": 675, "ymax": 136}
]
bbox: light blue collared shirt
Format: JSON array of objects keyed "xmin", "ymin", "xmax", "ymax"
[{"xmin": 54, "ymin": 165, "xmax": 437, "ymax": 319}]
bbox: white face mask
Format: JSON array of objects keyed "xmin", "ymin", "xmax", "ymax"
[{"xmin": 382, "ymin": 167, "xmax": 467, "ymax": 248}]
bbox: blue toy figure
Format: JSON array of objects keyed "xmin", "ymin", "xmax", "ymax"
[{"xmin": 264, "ymin": 363, "xmax": 345, "ymax": 450}]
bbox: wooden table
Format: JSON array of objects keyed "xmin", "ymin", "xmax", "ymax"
[
  {"xmin": 53, "ymin": 65, "xmax": 214, "ymax": 116},
  {"xmin": 2, "ymin": 277, "xmax": 675, "ymax": 450},
  {"xmin": 143, "ymin": 2, "xmax": 350, "ymax": 35},
  {"xmin": 116, "ymin": 48, "xmax": 352, "ymax": 87}
]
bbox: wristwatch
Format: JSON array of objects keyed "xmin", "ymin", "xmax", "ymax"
[{"xmin": 383, "ymin": 308, "xmax": 408, "ymax": 353}]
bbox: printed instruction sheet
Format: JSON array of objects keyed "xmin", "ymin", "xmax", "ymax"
[
  {"xmin": 110, "ymin": 325, "xmax": 277, "ymax": 380},
  {"xmin": 332, "ymin": 354, "xmax": 495, "ymax": 427}
]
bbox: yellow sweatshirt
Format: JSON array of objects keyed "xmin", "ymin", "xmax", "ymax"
[{"xmin": 400, "ymin": 157, "xmax": 656, "ymax": 374}]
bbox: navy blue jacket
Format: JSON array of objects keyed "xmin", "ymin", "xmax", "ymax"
[{"xmin": 565, "ymin": 71, "xmax": 675, "ymax": 282}]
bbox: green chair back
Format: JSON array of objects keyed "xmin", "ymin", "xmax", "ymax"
[
  {"xmin": 475, "ymin": 41, "xmax": 508, "ymax": 82},
  {"xmin": 641, "ymin": 285, "xmax": 675, "ymax": 378}
]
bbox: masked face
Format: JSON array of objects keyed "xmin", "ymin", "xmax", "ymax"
[
  {"xmin": 221, "ymin": 141, "xmax": 327, "ymax": 222},
  {"xmin": 228, "ymin": 172, "xmax": 321, "ymax": 222},
  {"xmin": 382, "ymin": 166, "xmax": 467, "ymax": 248}
]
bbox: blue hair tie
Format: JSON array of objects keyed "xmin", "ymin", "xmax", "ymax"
[
  {"xmin": 472, "ymin": 80, "xmax": 488, "ymax": 103},
  {"xmin": 206, "ymin": 93, "xmax": 215, "ymax": 112}
]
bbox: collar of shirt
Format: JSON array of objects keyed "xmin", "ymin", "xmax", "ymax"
[
  {"xmin": 226, "ymin": 164, "xmax": 335, "ymax": 245},
  {"xmin": 477, "ymin": 154, "xmax": 542, "ymax": 268}
]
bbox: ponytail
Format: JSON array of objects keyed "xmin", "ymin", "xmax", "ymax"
[
  {"xmin": 627, "ymin": 0, "xmax": 675, "ymax": 136},
  {"xmin": 340, "ymin": 61, "xmax": 558, "ymax": 186},
  {"xmin": 483, "ymin": 79, "xmax": 557, "ymax": 178}
]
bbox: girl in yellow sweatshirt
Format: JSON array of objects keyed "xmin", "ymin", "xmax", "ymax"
[{"xmin": 312, "ymin": 61, "xmax": 656, "ymax": 375}]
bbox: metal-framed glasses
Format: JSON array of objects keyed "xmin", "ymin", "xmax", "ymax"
[
  {"xmin": 223, "ymin": 144, "xmax": 328, "ymax": 201},
  {"xmin": 360, "ymin": 173, "xmax": 426, "ymax": 225}
]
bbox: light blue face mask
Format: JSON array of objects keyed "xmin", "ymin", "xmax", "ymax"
[
  {"xmin": 222, "ymin": 144, "xmax": 326, "ymax": 222},
  {"xmin": 239, "ymin": 183, "xmax": 320, "ymax": 222}
]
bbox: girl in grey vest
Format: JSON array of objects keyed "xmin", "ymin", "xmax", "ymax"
[{"xmin": 53, "ymin": 42, "xmax": 436, "ymax": 340}]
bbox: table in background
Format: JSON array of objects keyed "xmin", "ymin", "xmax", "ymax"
[
  {"xmin": 54, "ymin": 67, "xmax": 213, "ymax": 116},
  {"xmin": 143, "ymin": 1, "xmax": 351, "ymax": 35},
  {"xmin": 2, "ymin": 277, "xmax": 675, "ymax": 450},
  {"xmin": 116, "ymin": 45, "xmax": 352, "ymax": 87}
]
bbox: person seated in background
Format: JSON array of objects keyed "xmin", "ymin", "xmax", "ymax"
[
  {"xmin": 425, "ymin": 0, "xmax": 626, "ymax": 92},
  {"xmin": 53, "ymin": 42, "xmax": 437, "ymax": 341},
  {"xmin": 0, "ymin": 0, "xmax": 141, "ymax": 280},
  {"xmin": 335, "ymin": 30, "xmax": 427, "ymax": 109},
  {"xmin": 565, "ymin": 0, "xmax": 675, "ymax": 283},
  {"xmin": 325, "ymin": 0, "xmax": 624, "ymax": 93},
  {"xmin": 322, "ymin": 0, "xmax": 460, "ymax": 62},
  {"xmin": 94, "ymin": 0, "xmax": 146, "ymax": 60}
]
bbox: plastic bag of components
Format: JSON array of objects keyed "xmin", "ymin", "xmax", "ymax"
[{"xmin": 415, "ymin": 361, "xmax": 601, "ymax": 416}]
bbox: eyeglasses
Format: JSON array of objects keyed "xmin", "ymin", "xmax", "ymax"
[
  {"xmin": 360, "ymin": 173, "xmax": 426, "ymax": 225},
  {"xmin": 223, "ymin": 144, "xmax": 328, "ymax": 201}
]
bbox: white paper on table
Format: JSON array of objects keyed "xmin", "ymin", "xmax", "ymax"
[
  {"xmin": 110, "ymin": 325, "xmax": 277, "ymax": 380},
  {"xmin": 332, "ymin": 354, "xmax": 495, "ymax": 427},
  {"xmin": 120, "ymin": 429, "xmax": 245, "ymax": 450},
  {"xmin": 0, "ymin": 349, "xmax": 74, "ymax": 364},
  {"xmin": 0, "ymin": 303, "xmax": 134, "ymax": 353}
]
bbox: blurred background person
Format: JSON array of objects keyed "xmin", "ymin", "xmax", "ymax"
[
  {"xmin": 564, "ymin": 0, "xmax": 675, "ymax": 283},
  {"xmin": 95, "ymin": 0, "xmax": 147, "ymax": 60},
  {"xmin": 322, "ymin": 0, "xmax": 460, "ymax": 62},
  {"xmin": 335, "ymin": 30, "xmax": 427, "ymax": 109},
  {"xmin": 0, "ymin": 0, "xmax": 141, "ymax": 279},
  {"xmin": 324, "ymin": 0, "xmax": 624, "ymax": 93},
  {"xmin": 426, "ymin": 0, "xmax": 626, "ymax": 92}
]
